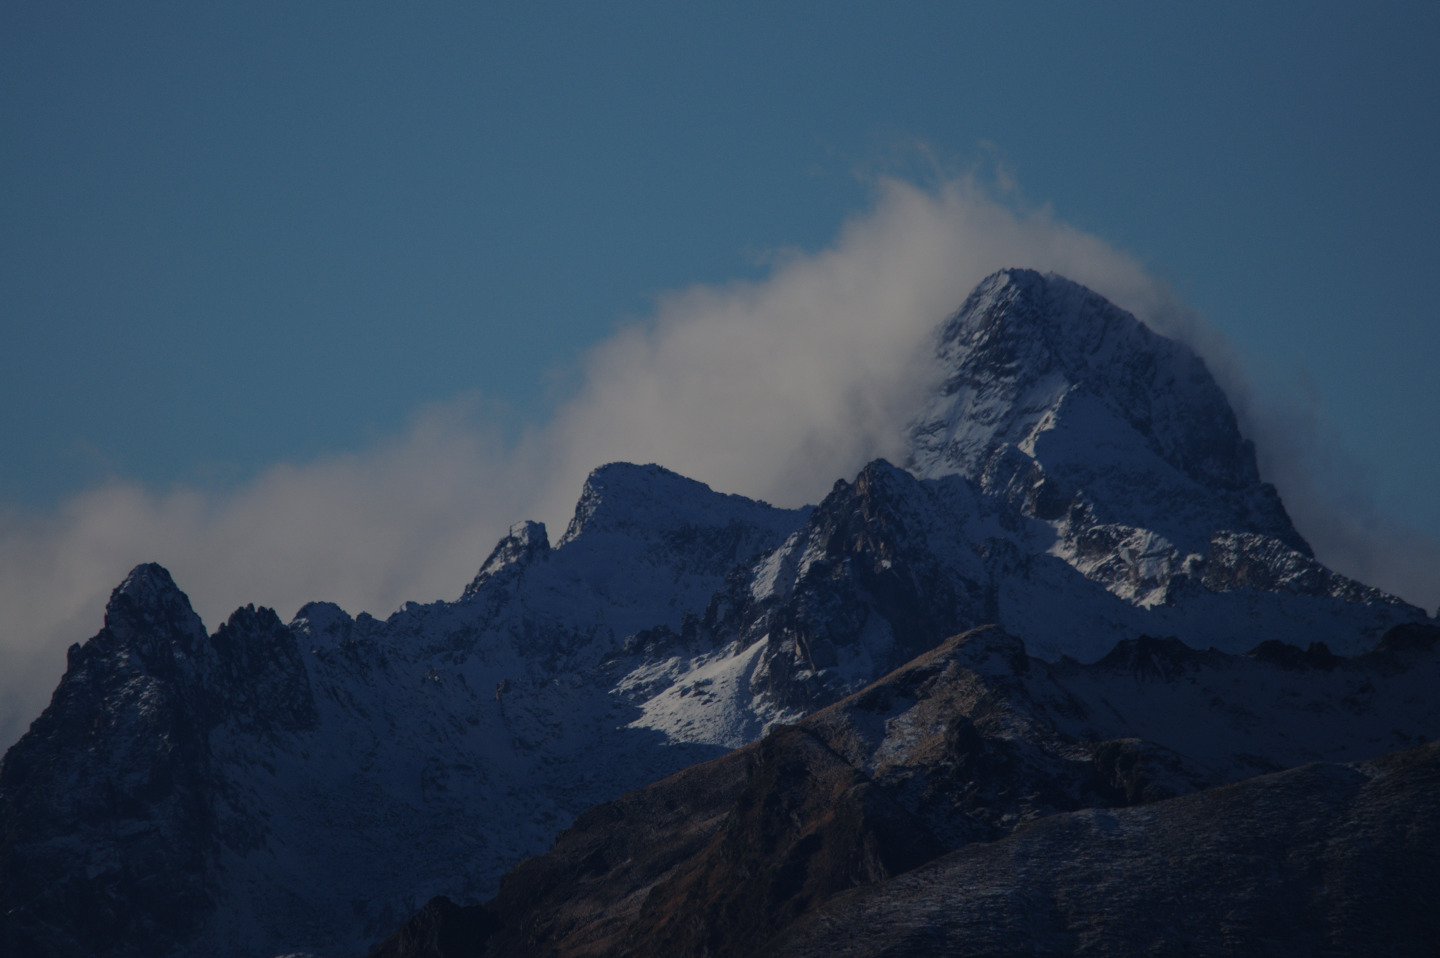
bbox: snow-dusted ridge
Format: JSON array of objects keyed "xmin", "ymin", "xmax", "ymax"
[
  {"xmin": 1, "ymin": 271, "xmax": 1433, "ymax": 958},
  {"xmin": 0, "ymin": 463, "xmax": 810, "ymax": 958}
]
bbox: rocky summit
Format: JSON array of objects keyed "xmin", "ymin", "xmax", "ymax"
[{"xmin": 2, "ymin": 270, "xmax": 1435, "ymax": 958}]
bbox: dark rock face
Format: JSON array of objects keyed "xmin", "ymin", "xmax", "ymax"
[
  {"xmin": 0, "ymin": 566, "xmax": 317, "ymax": 958},
  {"xmin": 619, "ymin": 725, "xmax": 941, "ymax": 958},
  {"xmin": 209, "ymin": 604, "xmax": 318, "ymax": 734},
  {"xmin": 1376, "ymin": 620, "xmax": 1440, "ymax": 653},
  {"xmin": 0, "ymin": 566, "xmax": 219, "ymax": 958},
  {"xmin": 1092, "ymin": 633, "xmax": 1216, "ymax": 678},
  {"xmin": 368, "ymin": 895, "xmax": 499, "ymax": 958},
  {"xmin": 765, "ymin": 743, "xmax": 1440, "ymax": 958},
  {"xmin": 368, "ymin": 625, "xmax": 1440, "ymax": 958},
  {"xmin": 464, "ymin": 520, "xmax": 551, "ymax": 594},
  {"xmin": 708, "ymin": 461, "xmax": 991, "ymax": 716}
]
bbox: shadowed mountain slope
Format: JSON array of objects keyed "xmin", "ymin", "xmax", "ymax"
[
  {"xmin": 369, "ymin": 622, "xmax": 1440, "ymax": 958},
  {"xmin": 764, "ymin": 742, "xmax": 1440, "ymax": 957}
]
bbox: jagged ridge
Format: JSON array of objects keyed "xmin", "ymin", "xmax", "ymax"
[{"xmin": 1, "ymin": 272, "xmax": 1434, "ymax": 958}]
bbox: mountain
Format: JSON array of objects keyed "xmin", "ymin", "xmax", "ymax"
[
  {"xmin": 368, "ymin": 623, "xmax": 1440, "ymax": 958},
  {"xmin": 908, "ymin": 269, "xmax": 1303, "ymax": 555},
  {"xmin": 616, "ymin": 270, "xmax": 1422, "ymax": 737},
  {"xmin": 764, "ymin": 742, "xmax": 1440, "ymax": 958},
  {"xmin": 1, "ymin": 270, "xmax": 1433, "ymax": 958},
  {"xmin": 0, "ymin": 466, "xmax": 808, "ymax": 958}
]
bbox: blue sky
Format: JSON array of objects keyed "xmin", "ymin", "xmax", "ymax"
[
  {"xmin": 1, "ymin": 2, "xmax": 1438, "ymax": 742},
  {"xmin": 4, "ymin": 2, "xmax": 1436, "ymax": 513}
]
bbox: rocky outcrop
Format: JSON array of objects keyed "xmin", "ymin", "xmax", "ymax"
[
  {"xmin": 464, "ymin": 520, "xmax": 551, "ymax": 594},
  {"xmin": 0, "ymin": 566, "xmax": 221, "ymax": 958}
]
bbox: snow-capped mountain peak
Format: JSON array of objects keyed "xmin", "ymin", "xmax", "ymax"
[{"xmin": 906, "ymin": 268, "xmax": 1304, "ymax": 556}]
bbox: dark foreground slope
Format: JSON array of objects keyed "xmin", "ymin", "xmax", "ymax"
[
  {"xmin": 370, "ymin": 623, "xmax": 1440, "ymax": 958},
  {"xmin": 766, "ymin": 743, "xmax": 1440, "ymax": 957}
]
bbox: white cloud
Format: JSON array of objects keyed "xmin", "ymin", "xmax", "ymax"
[
  {"xmin": 1245, "ymin": 397, "xmax": 1440, "ymax": 616},
  {"xmin": 2, "ymin": 174, "xmax": 1435, "ymax": 748},
  {"xmin": 0, "ymin": 401, "xmax": 537, "ymax": 748},
  {"xmin": 533, "ymin": 176, "xmax": 1190, "ymax": 518}
]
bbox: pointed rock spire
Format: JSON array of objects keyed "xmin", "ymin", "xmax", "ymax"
[
  {"xmin": 465, "ymin": 520, "xmax": 551, "ymax": 594},
  {"xmin": 98, "ymin": 562, "xmax": 211, "ymax": 679}
]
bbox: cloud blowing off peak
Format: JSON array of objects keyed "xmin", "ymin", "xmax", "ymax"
[{"xmin": 1, "ymin": 174, "xmax": 1435, "ymax": 749}]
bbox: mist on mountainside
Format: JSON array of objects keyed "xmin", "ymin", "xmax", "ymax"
[{"xmin": 1, "ymin": 177, "xmax": 1436, "ymax": 752}]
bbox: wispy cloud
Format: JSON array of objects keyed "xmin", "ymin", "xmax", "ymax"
[{"xmin": 2, "ymin": 174, "xmax": 1433, "ymax": 748}]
